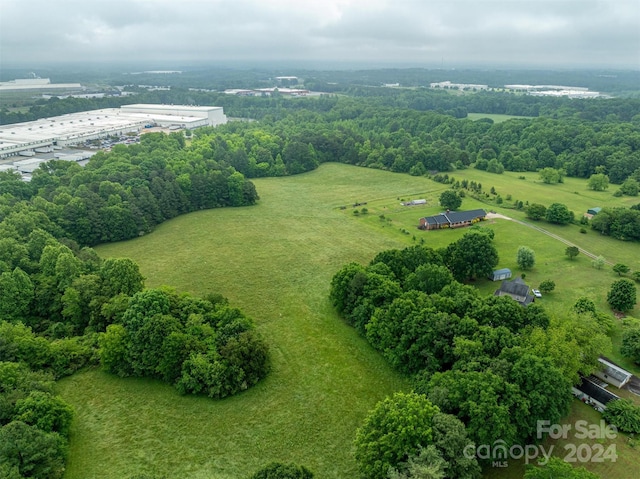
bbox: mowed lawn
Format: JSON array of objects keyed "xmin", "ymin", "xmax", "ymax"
[{"xmin": 57, "ymin": 163, "xmax": 640, "ymax": 478}]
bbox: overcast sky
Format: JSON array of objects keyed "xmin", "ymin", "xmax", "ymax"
[{"xmin": 1, "ymin": 0, "xmax": 639, "ymax": 69}]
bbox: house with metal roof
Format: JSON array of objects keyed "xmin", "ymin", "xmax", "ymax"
[
  {"xmin": 594, "ymin": 357, "xmax": 633, "ymax": 388},
  {"xmin": 419, "ymin": 209, "xmax": 486, "ymax": 230},
  {"xmin": 494, "ymin": 277, "xmax": 534, "ymax": 306},
  {"xmin": 572, "ymin": 377, "xmax": 620, "ymax": 412}
]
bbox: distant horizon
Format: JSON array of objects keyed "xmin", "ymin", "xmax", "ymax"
[{"xmin": 2, "ymin": 60, "xmax": 639, "ymax": 74}]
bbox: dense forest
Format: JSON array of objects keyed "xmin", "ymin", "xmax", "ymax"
[
  {"xmin": 331, "ymin": 237, "xmax": 612, "ymax": 478},
  {"xmin": 188, "ymin": 98, "xmax": 640, "ymax": 182},
  {"xmin": 7, "ymin": 89, "xmax": 639, "ymax": 181}
]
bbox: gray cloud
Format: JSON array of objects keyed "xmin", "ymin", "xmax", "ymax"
[{"xmin": 1, "ymin": 0, "xmax": 638, "ymax": 68}]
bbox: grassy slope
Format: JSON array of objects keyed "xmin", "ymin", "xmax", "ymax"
[{"xmin": 57, "ymin": 163, "xmax": 639, "ymax": 478}]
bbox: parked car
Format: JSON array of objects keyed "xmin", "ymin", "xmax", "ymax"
[{"xmin": 532, "ymin": 289, "xmax": 542, "ymax": 298}]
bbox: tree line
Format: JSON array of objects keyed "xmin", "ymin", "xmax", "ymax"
[
  {"xmin": 184, "ymin": 96, "xmax": 640, "ymax": 185},
  {"xmin": 0, "ymin": 132, "xmax": 258, "ymax": 247}
]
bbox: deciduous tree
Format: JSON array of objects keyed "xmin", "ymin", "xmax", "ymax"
[
  {"xmin": 404, "ymin": 263, "xmax": 454, "ymax": 294},
  {"xmin": 13, "ymin": 391, "xmax": 74, "ymax": 437},
  {"xmin": 516, "ymin": 246, "xmax": 535, "ymax": 270},
  {"xmin": 613, "ymin": 263, "xmax": 630, "ymax": 276},
  {"xmin": 439, "ymin": 190, "xmax": 462, "ymax": 211},
  {"xmin": 0, "ymin": 421, "xmax": 67, "ymax": 479},
  {"xmin": 354, "ymin": 392, "xmax": 440, "ymax": 479},
  {"xmin": 607, "ymin": 279, "xmax": 637, "ymax": 312},
  {"xmin": 592, "ymin": 256, "xmax": 606, "ymax": 270},
  {"xmin": 444, "ymin": 231, "xmax": 499, "ymax": 282},
  {"xmin": 620, "ymin": 178, "xmax": 639, "ymax": 196},
  {"xmin": 621, "ymin": 327, "xmax": 640, "ymax": 364},
  {"xmin": 538, "ymin": 167, "xmax": 564, "ymax": 184},
  {"xmin": 525, "ymin": 203, "xmax": 546, "ymax": 221},
  {"xmin": 573, "ymin": 297, "xmax": 596, "ymax": 315},
  {"xmin": 538, "ymin": 280, "xmax": 555, "ymax": 293},
  {"xmin": 588, "ymin": 173, "xmax": 610, "ymax": 191},
  {"xmin": 602, "ymin": 398, "xmax": 640, "ymax": 434},
  {"xmin": 565, "ymin": 246, "xmax": 579, "ymax": 260},
  {"xmin": 545, "ymin": 203, "xmax": 573, "ymax": 224}
]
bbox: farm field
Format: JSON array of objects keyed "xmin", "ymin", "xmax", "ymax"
[{"xmin": 57, "ymin": 163, "xmax": 639, "ymax": 478}]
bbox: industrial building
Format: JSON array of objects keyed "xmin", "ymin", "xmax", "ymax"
[
  {"xmin": 0, "ymin": 104, "xmax": 227, "ymax": 159},
  {"xmin": 0, "ymin": 78, "xmax": 83, "ymax": 91}
]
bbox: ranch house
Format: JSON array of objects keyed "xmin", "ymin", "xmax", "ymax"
[{"xmin": 419, "ymin": 209, "xmax": 486, "ymax": 230}]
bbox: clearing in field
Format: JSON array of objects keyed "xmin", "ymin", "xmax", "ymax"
[{"xmin": 466, "ymin": 112, "xmax": 534, "ymax": 123}]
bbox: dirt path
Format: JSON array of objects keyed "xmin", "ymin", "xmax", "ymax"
[{"xmin": 485, "ymin": 212, "xmax": 614, "ymax": 266}]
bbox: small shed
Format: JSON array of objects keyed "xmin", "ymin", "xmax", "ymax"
[
  {"xmin": 587, "ymin": 207, "xmax": 602, "ymax": 215},
  {"xmin": 594, "ymin": 357, "xmax": 633, "ymax": 388},
  {"xmin": 402, "ymin": 199, "xmax": 427, "ymax": 206},
  {"xmin": 489, "ymin": 268, "xmax": 512, "ymax": 281}
]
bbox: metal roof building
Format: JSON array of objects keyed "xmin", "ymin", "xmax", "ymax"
[
  {"xmin": 0, "ymin": 104, "xmax": 227, "ymax": 159},
  {"xmin": 594, "ymin": 357, "xmax": 633, "ymax": 389},
  {"xmin": 573, "ymin": 377, "xmax": 620, "ymax": 412}
]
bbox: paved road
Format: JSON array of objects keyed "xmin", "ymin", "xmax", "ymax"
[{"xmin": 485, "ymin": 212, "xmax": 614, "ymax": 266}]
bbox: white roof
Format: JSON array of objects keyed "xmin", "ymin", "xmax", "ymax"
[
  {"xmin": 598, "ymin": 358, "xmax": 632, "ymax": 382},
  {"xmin": 121, "ymin": 104, "xmax": 222, "ymax": 113},
  {"xmin": 0, "ymin": 104, "xmax": 225, "ymax": 156}
]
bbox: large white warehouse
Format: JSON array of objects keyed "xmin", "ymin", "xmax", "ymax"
[{"xmin": 0, "ymin": 104, "xmax": 227, "ymax": 158}]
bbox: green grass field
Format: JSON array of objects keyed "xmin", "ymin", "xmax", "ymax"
[
  {"xmin": 57, "ymin": 163, "xmax": 640, "ymax": 478},
  {"xmin": 466, "ymin": 113, "xmax": 534, "ymax": 123},
  {"xmin": 447, "ymin": 168, "xmax": 639, "ymax": 213}
]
